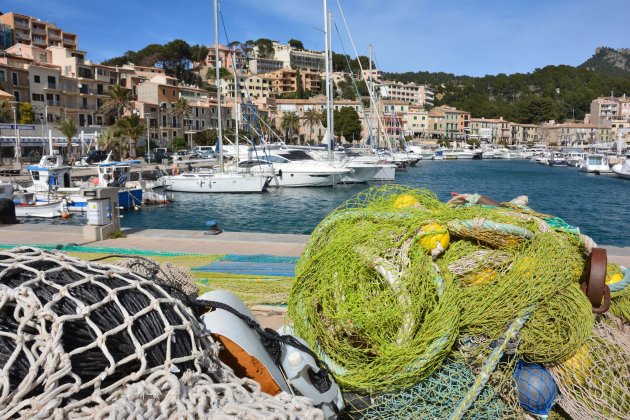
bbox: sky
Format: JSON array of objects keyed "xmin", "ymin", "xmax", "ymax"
[{"xmin": 2, "ymin": 0, "xmax": 629, "ymax": 77}]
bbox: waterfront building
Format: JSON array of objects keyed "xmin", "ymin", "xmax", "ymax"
[
  {"xmin": 469, "ymin": 117, "xmax": 511, "ymax": 144},
  {"xmin": 0, "ymin": 12, "xmax": 78, "ymax": 50},
  {"xmin": 0, "ymin": 51, "xmax": 30, "ymax": 104},
  {"xmin": 539, "ymin": 123, "xmax": 612, "ymax": 146},
  {"xmin": 403, "ymin": 106, "xmax": 429, "ymax": 138},
  {"xmin": 510, "ymin": 124, "xmax": 542, "ymax": 145},
  {"xmin": 272, "ymin": 42, "xmax": 325, "ymax": 72},
  {"xmin": 428, "ymin": 107, "xmax": 446, "ymax": 138}
]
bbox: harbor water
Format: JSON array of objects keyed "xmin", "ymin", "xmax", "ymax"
[{"xmin": 46, "ymin": 160, "xmax": 629, "ymax": 246}]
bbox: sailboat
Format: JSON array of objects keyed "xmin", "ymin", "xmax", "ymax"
[{"xmin": 156, "ymin": 0, "xmax": 271, "ymax": 193}]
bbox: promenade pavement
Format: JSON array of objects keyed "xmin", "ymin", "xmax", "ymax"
[{"xmin": 0, "ymin": 223, "xmax": 627, "ymax": 264}]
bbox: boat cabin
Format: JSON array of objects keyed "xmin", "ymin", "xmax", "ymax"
[
  {"xmin": 26, "ymin": 155, "xmax": 72, "ymax": 190},
  {"xmin": 96, "ymin": 161, "xmax": 140, "ymax": 187}
]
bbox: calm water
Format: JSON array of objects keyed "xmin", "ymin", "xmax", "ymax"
[{"xmin": 38, "ymin": 160, "xmax": 630, "ymax": 246}]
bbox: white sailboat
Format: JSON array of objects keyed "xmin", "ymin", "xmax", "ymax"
[{"xmin": 156, "ymin": 0, "xmax": 270, "ymax": 193}]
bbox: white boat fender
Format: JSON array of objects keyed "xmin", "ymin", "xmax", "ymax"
[
  {"xmin": 198, "ymin": 291, "xmax": 343, "ymax": 418},
  {"xmin": 277, "ymin": 325, "xmax": 345, "ymax": 419},
  {"xmin": 198, "ymin": 290, "xmax": 290, "ymax": 395}
]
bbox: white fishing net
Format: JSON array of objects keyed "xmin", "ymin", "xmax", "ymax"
[{"xmin": 0, "ymin": 247, "xmax": 321, "ymax": 419}]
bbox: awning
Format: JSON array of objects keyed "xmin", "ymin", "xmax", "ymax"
[{"xmin": 0, "ymin": 89, "xmax": 15, "ymax": 100}]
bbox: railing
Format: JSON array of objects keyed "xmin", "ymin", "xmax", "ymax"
[
  {"xmin": 47, "ymin": 83, "xmax": 58, "ymax": 89},
  {"xmin": 46, "ymin": 100, "xmax": 63, "ymax": 107},
  {"xmin": 31, "ymin": 27, "xmax": 46, "ymax": 35},
  {"xmin": 63, "ymin": 37, "xmax": 76, "ymax": 44}
]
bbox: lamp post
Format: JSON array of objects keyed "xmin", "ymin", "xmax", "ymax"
[
  {"xmin": 11, "ymin": 103, "xmax": 20, "ymax": 162},
  {"xmin": 144, "ymin": 112, "xmax": 152, "ymax": 159}
]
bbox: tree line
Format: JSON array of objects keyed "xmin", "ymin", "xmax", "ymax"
[{"xmin": 385, "ymin": 65, "xmax": 630, "ymax": 124}]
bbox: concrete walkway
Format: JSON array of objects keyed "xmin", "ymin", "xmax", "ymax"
[
  {"xmin": 0, "ymin": 223, "xmax": 627, "ymax": 265},
  {"xmin": 0, "ymin": 224, "xmax": 309, "ymax": 256}
]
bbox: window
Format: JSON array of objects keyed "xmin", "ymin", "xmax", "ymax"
[
  {"xmin": 0, "ymin": 70, "xmax": 4, "ymax": 81},
  {"xmin": 48, "ymin": 75, "xmax": 56, "ymax": 84},
  {"xmin": 31, "ymin": 171, "xmax": 40, "ymax": 181},
  {"xmin": 34, "ymin": 75, "xmax": 41, "ymax": 83},
  {"xmin": 12, "ymin": 72, "xmax": 18, "ymax": 84},
  {"xmin": 13, "ymin": 91, "xmax": 20, "ymax": 102},
  {"xmin": 32, "ymin": 93, "xmax": 44, "ymax": 102},
  {"xmin": 162, "ymin": 88, "xmax": 166, "ymax": 95}
]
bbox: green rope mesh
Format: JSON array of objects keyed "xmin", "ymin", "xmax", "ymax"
[{"xmin": 289, "ymin": 185, "xmax": 600, "ymax": 410}]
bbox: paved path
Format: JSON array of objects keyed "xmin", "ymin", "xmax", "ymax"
[
  {"xmin": 0, "ymin": 224, "xmax": 309, "ymax": 256},
  {"xmin": 0, "ymin": 223, "xmax": 627, "ymax": 264}
]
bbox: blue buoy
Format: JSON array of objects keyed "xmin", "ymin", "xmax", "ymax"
[
  {"xmin": 204, "ymin": 219, "xmax": 222, "ymax": 235},
  {"xmin": 513, "ymin": 360, "xmax": 557, "ymax": 417}
]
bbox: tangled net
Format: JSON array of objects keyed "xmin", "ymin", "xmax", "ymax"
[
  {"xmin": 289, "ymin": 185, "xmax": 626, "ymax": 417},
  {"xmin": 0, "ymin": 247, "xmax": 321, "ymax": 419}
]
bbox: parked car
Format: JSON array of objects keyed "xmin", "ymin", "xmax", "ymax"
[
  {"xmin": 145, "ymin": 150, "xmax": 172, "ymax": 163},
  {"xmin": 85, "ymin": 150, "xmax": 110, "ymax": 164},
  {"xmin": 173, "ymin": 150, "xmax": 190, "ymax": 161}
]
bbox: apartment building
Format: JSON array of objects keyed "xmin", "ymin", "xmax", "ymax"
[
  {"xmin": 247, "ymin": 57, "xmax": 284, "ymax": 74},
  {"xmin": 264, "ymin": 68, "xmax": 321, "ymax": 95},
  {"xmin": 470, "ymin": 117, "xmax": 511, "ymax": 143},
  {"xmin": 510, "ymin": 124, "xmax": 541, "ymax": 145},
  {"xmin": 0, "ymin": 24, "xmax": 12, "ymax": 49},
  {"xmin": 272, "ymin": 42, "xmax": 325, "ymax": 72},
  {"xmin": 205, "ymin": 44, "xmax": 245, "ymax": 71},
  {"xmin": 362, "ymin": 68, "xmax": 383, "ymax": 83},
  {"xmin": 379, "ymin": 80, "xmax": 434, "ymax": 107},
  {"xmin": 0, "ymin": 12, "xmax": 78, "ymax": 50},
  {"xmin": 403, "ymin": 106, "xmax": 429, "ymax": 137},
  {"xmin": 224, "ymin": 74, "xmax": 273, "ymax": 100},
  {"xmin": 589, "ymin": 97, "xmax": 620, "ymax": 125},
  {"xmin": 0, "ymin": 52, "xmax": 30, "ymax": 104}
]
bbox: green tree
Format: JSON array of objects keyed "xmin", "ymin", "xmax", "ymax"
[
  {"xmin": 57, "ymin": 119, "xmax": 77, "ymax": 160},
  {"xmin": 114, "ymin": 114, "xmax": 145, "ymax": 158},
  {"xmin": 0, "ymin": 100, "xmax": 12, "ymax": 123},
  {"xmin": 17, "ymin": 102, "xmax": 34, "ymax": 124},
  {"xmin": 206, "ymin": 67, "xmax": 231, "ymax": 80},
  {"xmin": 254, "ymin": 38, "xmax": 274, "ymax": 58},
  {"xmin": 320, "ymin": 107, "xmax": 362, "ymax": 143},
  {"xmin": 302, "ymin": 108, "xmax": 321, "ymax": 144},
  {"xmin": 171, "ymin": 136, "xmax": 187, "ymax": 150},
  {"xmin": 170, "ymin": 98, "xmax": 192, "ymax": 131},
  {"xmin": 288, "ymin": 39, "xmax": 304, "ymax": 49},
  {"xmin": 193, "ymin": 129, "xmax": 218, "ymax": 146},
  {"xmin": 513, "ymin": 96, "xmax": 560, "ymax": 124},
  {"xmin": 279, "ymin": 112, "xmax": 300, "ymax": 144},
  {"xmin": 97, "ymin": 128, "xmax": 125, "ymax": 160},
  {"xmin": 296, "ymin": 68, "xmax": 305, "ymax": 99},
  {"xmin": 99, "ymin": 84, "xmax": 133, "ymax": 122}
]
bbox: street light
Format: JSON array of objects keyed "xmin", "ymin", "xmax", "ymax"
[{"xmin": 11, "ymin": 103, "xmax": 20, "ymax": 162}]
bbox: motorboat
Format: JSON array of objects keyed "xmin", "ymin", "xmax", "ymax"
[
  {"xmin": 156, "ymin": 169, "xmax": 271, "ymax": 193},
  {"xmin": 236, "ymin": 154, "xmax": 351, "ymax": 187},
  {"xmin": 565, "ymin": 152, "xmax": 586, "ymax": 167},
  {"xmin": 444, "ymin": 149, "xmax": 475, "ymax": 160},
  {"xmin": 580, "ymin": 154, "xmax": 612, "ymax": 174},
  {"xmin": 546, "ymin": 152, "xmax": 568, "ymax": 167},
  {"xmin": 611, "ymin": 157, "xmax": 630, "ymax": 179}
]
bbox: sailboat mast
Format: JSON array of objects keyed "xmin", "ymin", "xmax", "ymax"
[
  {"xmin": 214, "ymin": 0, "xmax": 224, "ymax": 171},
  {"xmin": 323, "ymin": 0, "xmax": 333, "ymax": 160},
  {"xmin": 233, "ymin": 53, "xmax": 240, "ymax": 168}
]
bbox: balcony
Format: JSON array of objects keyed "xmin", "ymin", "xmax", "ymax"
[
  {"xmin": 46, "ymin": 83, "xmax": 59, "ymax": 90},
  {"xmin": 46, "ymin": 100, "xmax": 63, "ymax": 107},
  {"xmin": 15, "ymin": 31, "xmax": 30, "ymax": 40},
  {"xmin": 62, "ymin": 36, "xmax": 77, "ymax": 44},
  {"xmin": 48, "ymin": 33, "xmax": 61, "ymax": 40},
  {"xmin": 31, "ymin": 27, "xmax": 46, "ymax": 35},
  {"xmin": 15, "ymin": 20, "xmax": 29, "ymax": 29}
]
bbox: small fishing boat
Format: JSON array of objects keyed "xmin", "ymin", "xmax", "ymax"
[{"xmin": 0, "ymin": 181, "xmax": 67, "ymax": 218}]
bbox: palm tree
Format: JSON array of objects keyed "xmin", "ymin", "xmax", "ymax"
[
  {"xmin": 99, "ymin": 84, "xmax": 133, "ymax": 123},
  {"xmin": 97, "ymin": 128, "xmax": 125, "ymax": 160},
  {"xmin": 115, "ymin": 114, "xmax": 146, "ymax": 158},
  {"xmin": 57, "ymin": 119, "xmax": 77, "ymax": 161},
  {"xmin": 302, "ymin": 108, "xmax": 321, "ymax": 145},
  {"xmin": 279, "ymin": 112, "xmax": 300, "ymax": 144},
  {"xmin": 170, "ymin": 98, "xmax": 192, "ymax": 136}
]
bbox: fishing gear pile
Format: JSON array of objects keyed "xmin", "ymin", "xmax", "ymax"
[
  {"xmin": 289, "ymin": 185, "xmax": 630, "ymax": 418},
  {"xmin": 0, "ymin": 247, "xmax": 321, "ymax": 419}
]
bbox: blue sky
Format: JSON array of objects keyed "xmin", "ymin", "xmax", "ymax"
[{"xmin": 2, "ymin": 0, "xmax": 629, "ymax": 76}]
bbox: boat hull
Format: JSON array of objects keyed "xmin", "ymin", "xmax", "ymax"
[
  {"xmin": 15, "ymin": 201, "xmax": 66, "ymax": 218},
  {"xmin": 159, "ymin": 173, "xmax": 269, "ymax": 193}
]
